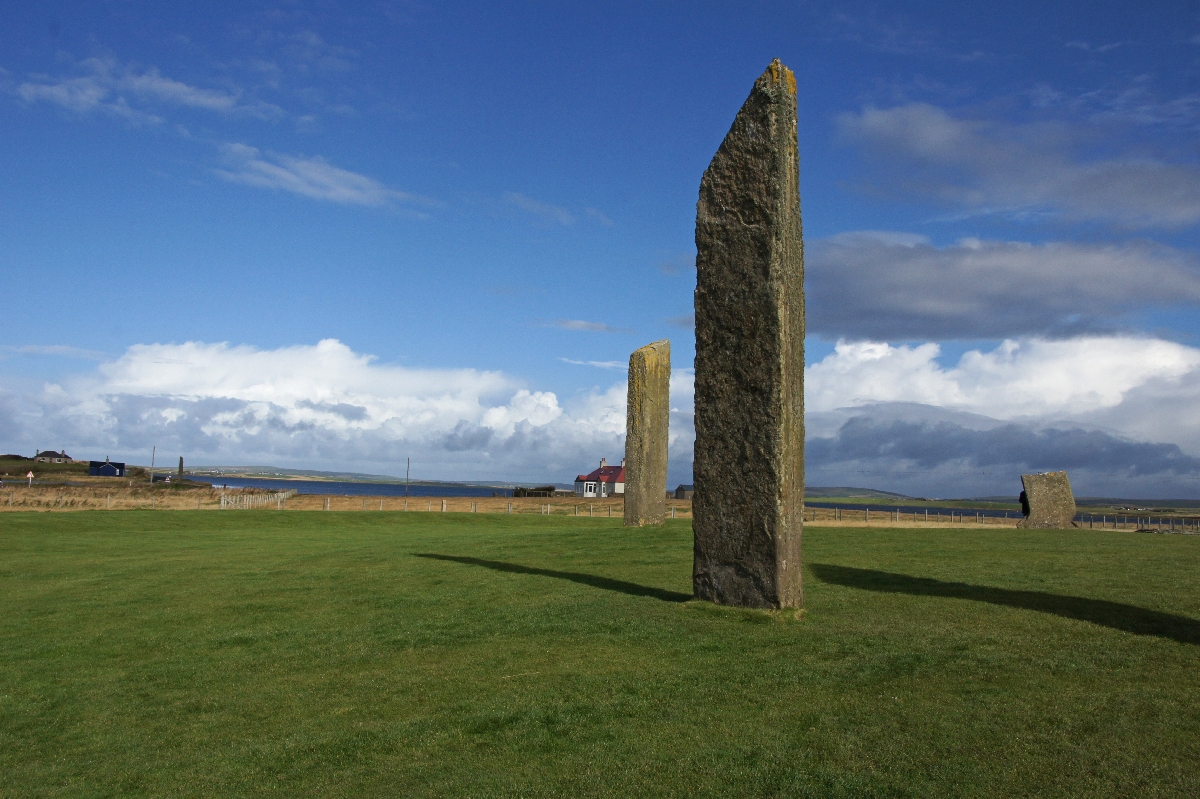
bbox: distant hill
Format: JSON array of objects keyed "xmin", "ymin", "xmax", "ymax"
[
  {"xmin": 180, "ymin": 465, "xmax": 569, "ymax": 489},
  {"xmin": 806, "ymin": 486, "xmax": 916, "ymax": 500}
]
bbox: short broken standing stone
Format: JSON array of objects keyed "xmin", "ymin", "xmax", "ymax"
[
  {"xmin": 692, "ymin": 59, "xmax": 805, "ymax": 609},
  {"xmin": 624, "ymin": 340, "xmax": 671, "ymax": 527},
  {"xmin": 1017, "ymin": 471, "xmax": 1078, "ymax": 529}
]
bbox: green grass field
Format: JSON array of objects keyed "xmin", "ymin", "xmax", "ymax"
[{"xmin": 2, "ymin": 512, "xmax": 1198, "ymax": 797}]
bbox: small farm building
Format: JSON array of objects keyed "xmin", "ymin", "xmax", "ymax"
[
  {"xmin": 89, "ymin": 458, "xmax": 126, "ymax": 477},
  {"xmin": 574, "ymin": 458, "xmax": 625, "ymax": 498},
  {"xmin": 675, "ymin": 484, "xmax": 694, "ymax": 499}
]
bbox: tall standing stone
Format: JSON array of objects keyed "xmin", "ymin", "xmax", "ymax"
[
  {"xmin": 692, "ymin": 59, "xmax": 805, "ymax": 609},
  {"xmin": 624, "ymin": 340, "xmax": 671, "ymax": 527},
  {"xmin": 1017, "ymin": 471, "xmax": 1078, "ymax": 529}
]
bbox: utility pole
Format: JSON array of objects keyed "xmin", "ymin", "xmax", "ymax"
[
  {"xmin": 150, "ymin": 446, "xmax": 155, "ymax": 486},
  {"xmin": 406, "ymin": 457, "xmax": 410, "ymax": 498}
]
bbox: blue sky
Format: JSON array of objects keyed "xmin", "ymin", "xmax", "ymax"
[{"xmin": 3, "ymin": 1, "xmax": 1200, "ymax": 497}]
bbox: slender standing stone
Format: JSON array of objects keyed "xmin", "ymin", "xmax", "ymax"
[
  {"xmin": 693, "ymin": 59, "xmax": 805, "ymax": 609},
  {"xmin": 1017, "ymin": 471, "xmax": 1078, "ymax": 529},
  {"xmin": 624, "ymin": 339, "xmax": 671, "ymax": 527}
]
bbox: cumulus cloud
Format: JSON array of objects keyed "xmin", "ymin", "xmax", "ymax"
[
  {"xmin": 806, "ymin": 336, "xmax": 1200, "ymax": 419},
  {"xmin": 8, "ymin": 334, "xmax": 1200, "ymax": 496},
  {"xmin": 0, "ymin": 339, "xmax": 639, "ymax": 483},
  {"xmin": 16, "ymin": 58, "xmax": 282, "ymax": 122},
  {"xmin": 801, "ymin": 335, "xmax": 1200, "ymax": 496},
  {"xmin": 215, "ymin": 143, "xmax": 429, "ymax": 206},
  {"xmin": 808, "ymin": 232, "xmax": 1200, "ymax": 339},
  {"xmin": 839, "ymin": 102, "xmax": 1200, "ymax": 227}
]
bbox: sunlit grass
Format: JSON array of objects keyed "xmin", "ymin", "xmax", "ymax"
[{"xmin": 2, "ymin": 512, "xmax": 1198, "ymax": 796}]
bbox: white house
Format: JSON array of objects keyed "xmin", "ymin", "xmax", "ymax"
[{"xmin": 574, "ymin": 458, "xmax": 625, "ymax": 498}]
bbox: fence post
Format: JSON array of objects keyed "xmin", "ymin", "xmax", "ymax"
[
  {"xmin": 441, "ymin": 500, "xmax": 447, "ymax": 512},
  {"xmin": 508, "ymin": 503, "xmax": 512, "ymax": 514}
]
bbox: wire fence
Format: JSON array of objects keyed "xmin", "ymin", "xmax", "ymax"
[{"xmin": 220, "ymin": 489, "xmax": 297, "ymax": 509}]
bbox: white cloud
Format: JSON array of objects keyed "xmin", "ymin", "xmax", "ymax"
[
  {"xmin": 584, "ymin": 207, "xmax": 614, "ymax": 226},
  {"xmin": 504, "ymin": 192, "xmax": 575, "ymax": 225},
  {"xmin": 1, "ymin": 345, "xmax": 108, "ymax": 360},
  {"xmin": 801, "ymin": 337, "xmax": 1200, "ymax": 497},
  {"xmin": 480, "ymin": 389, "xmax": 562, "ymax": 437},
  {"xmin": 0, "ymin": 339, "xmax": 636, "ymax": 482},
  {"xmin": 839, "ymin": 103, "xmax": 1200, "ymax": 227},
  {"xmin": 215, "ymin": 143, "xmax": 428, "ymax": 206},
  {"xmin": 552, "ymin": 319, "xmax": 633, "ymax": 334},
  {"xmin": 16, "ymin": 58, "xmax": 282, "ymax": 121},
  {"xmin": 1065, "ymin": 40, "xmax": 1125, "ymax": 54},
  {"xmin": 807, "ymin": 335, "xmax": 1200, "ymax": 422},
  {"xmin": 97, "ymin": 339, "xmax": 512, "ymax": 431},
  {"xmin": 559, "ymin": 358, "xmax": 626, "ymax": 369},
  {"xmin": 8, "ymin": 334, "xmax": 1200, "ymax": 494}
]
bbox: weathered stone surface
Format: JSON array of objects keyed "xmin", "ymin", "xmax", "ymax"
[
  {"xmin": 624, "ymin": 340, "xmax": 671, "ymax": 527},
  {"xmin": 1017, "ymin": 471, "xmax": 1078, "ymax": 529},
  {"xmin": 692, "ymin": 60, "xmax": 805, "ymax": 609}
]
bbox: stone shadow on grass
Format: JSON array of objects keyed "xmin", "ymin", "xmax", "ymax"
[
  {"xmin": 415, "ymin": 554, "xmax": 692, "ymax": 603},
  {"xmin": 811, "ymin": 564, "xmax": 1200, "ymax": 646}
]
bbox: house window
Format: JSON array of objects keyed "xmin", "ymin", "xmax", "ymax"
[{"xmin": 585, "ymin": 482, "xmax": 598, "ymax": 495}]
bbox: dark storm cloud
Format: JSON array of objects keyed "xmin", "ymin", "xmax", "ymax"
[
  {"xmin": 806, "ymin": 234, "xmax": 1200, "ymax": 340},
  {"xmin": 809, "ymin": 415, "xmax": 1200, "ymax": 476}
]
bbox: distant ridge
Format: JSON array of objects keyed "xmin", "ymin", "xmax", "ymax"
[
  {"xmin": 806, "ymin": 486, "xmax": 915, "ymax": 500},
  {"xmin": 178, "ymin": 465, "xmax": 571, "ymax": 489},
  {"xmin": 975, "ymin": 495, "xmax": 1200, "ymax": 509}
]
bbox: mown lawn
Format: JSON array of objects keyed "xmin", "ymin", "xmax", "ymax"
[{"xmin": 2, "ymin": 511, "xmax": 1198, "ymax": 797}]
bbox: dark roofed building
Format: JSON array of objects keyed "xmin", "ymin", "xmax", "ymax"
[
  {"xmin": 89, "ymin": 458, "xmax": 125, "ymax": 477},
  {"xmin": 675, "ymin": 484, "xmax": 694, "ymax": 500},
  {"xmin": 35, "ymin": 450, "xmax": 71, "ymax": 463}
]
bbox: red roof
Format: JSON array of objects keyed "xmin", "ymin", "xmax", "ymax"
[{"xmin": 575, "ymin": 464, "xmax": 625, "ymax": 483}]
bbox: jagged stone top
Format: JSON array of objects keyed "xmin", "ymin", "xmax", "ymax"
[
  {"xmin": 764, "ymin": 58, "xmax": 797, "ymax": 96},
  {"xmin": 634, "ymin": 340, "xmax": 670, "ymax": 357}
]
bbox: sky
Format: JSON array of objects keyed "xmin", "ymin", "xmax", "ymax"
[{"xmin": 2, "ymin": 0, "xmax": 1200, "ymax": 498}]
